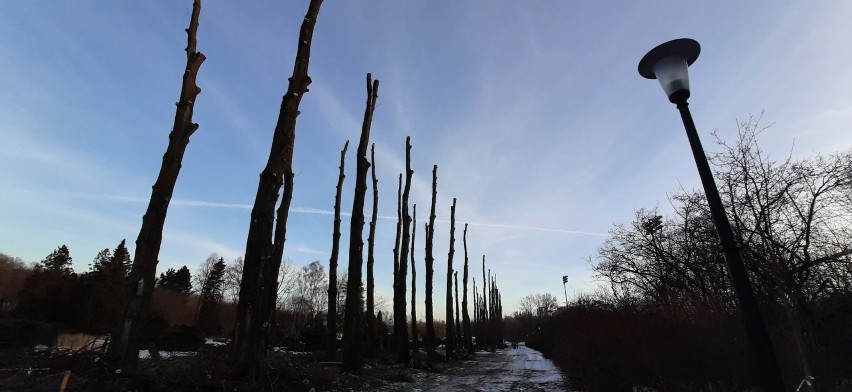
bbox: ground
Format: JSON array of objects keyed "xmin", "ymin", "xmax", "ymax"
[
  {"xmin": 384, "ymin": 344, "xmax": 568, "ymax": 392},
  {"xmin": 0, "ymin": 344, "xmax": 568, "ymax": 391}
]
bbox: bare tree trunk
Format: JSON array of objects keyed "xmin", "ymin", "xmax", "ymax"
[
  {"xmin": 109, "ymin": 0, "xmax": 205, "ymax": 368},
  {"xmin": 392, "ymin": 174, "xmax": 402, "ymax": 297},
  {"xmin": 410, "ymin": 205, "xmax": 418, "ymax": 347},
  {"xmin": 425, "ymin": 165, "xmax": 438, "ymax": 353},
  {"xmin": 454, "ymin": 270, "xmax": 461, "ymax": 348},
  {"xmin": 462, "ymin": 224, "xmax": 473, "ymax": 353},
  {"xmin": 343, "ymin": 74, "xmax": 379, "ymax": 371},
  {"xmin": 366, "ymin": 143, "xmax": 378, "ymax": 352},
  {"xmin": 482, "ymin": 256, "xmax": 488, "ymax": 347},
  {"xmin": 229, "ymin": 0, "xmax": 323, "ymax": 378},
  {"xmin": 326, "ymin": 140, "xmax": 348, "ymax": 360},
  {"xmin": 472, "ymin": 278, "xmax": 478, "ymax": 348},
  {"xmin": 445, "ymin": 198, "xmax": 457, "ymax": 359},
  {"xmin": 391, "ymin": 174, "xmax": 401, "ymax": 350},
  {"xmin": 393, "ymin": 137, "xmax": 413, "ymax": 363}
]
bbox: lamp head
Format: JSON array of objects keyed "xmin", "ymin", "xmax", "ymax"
[{"xmin": 638, "ymin": 38, "xmax": 700, "ymax": 104}]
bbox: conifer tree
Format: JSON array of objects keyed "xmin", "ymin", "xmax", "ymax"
[
  {"xmin": 90, "ymin": 248, "xmax": 112, "ymax": 273},
  {"xmin": 41, "ymin": 245, "xmax": 73, "ymax": 275},
  {"xmin": 158, "ymin": 266, "xmax": 192, "ymax": 294},
  {"xmin": 198, "ymin": 257, "xmax": 226, "ymax": 335}
]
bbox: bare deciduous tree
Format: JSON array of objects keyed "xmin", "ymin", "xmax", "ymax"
[
  {"xmin": 343, "ymin": 74, "xmax": 379, "ymax": 370},
  {"xmin": 462, "ymin": 224, "xmax": 473, "ymax": 353},
  {"xmin": 230, "ymin": 0, "xmax": 324, "ymax": 378},
  {"xmin": 109, "ymin": 0, "xmax": 206, "ymax": 367},
  {"xmin": 366, "ymin": 143, "xmax": 378, "ymax": 350},
  {"xmin": 326, "ymin": 140, "xmax": 348, "ymax": 360},
  {"xmin": 445, "ymin": 198, "xmax": 457, "ymax": 358},
  {"xmin": 425, "ymin": 165, "xmax": 438, "ymax": 353}
]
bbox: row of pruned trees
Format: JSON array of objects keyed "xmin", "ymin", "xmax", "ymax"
[
  {"xmin": 100, "ymin": 0, "xmax": 503, "ymax": 379},
  {"xmin": 322, "ymin": 76, "xmax": 504, "ymax": 368}
]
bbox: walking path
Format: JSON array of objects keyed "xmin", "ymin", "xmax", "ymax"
[{"xmin": 385, "ymin": 344, "xmax": 568, "ymax": 391}]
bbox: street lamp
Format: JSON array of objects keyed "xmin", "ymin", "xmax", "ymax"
[
  {"xmin": 639, "ymin": 38, "xmax": 785, "ymax": 391},
  {"xmin": 561, "ymin": 275, "xmax": 569, "ymax": 307}
]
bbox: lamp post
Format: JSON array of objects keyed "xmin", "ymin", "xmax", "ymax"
[
  {"xmin": 562, "ymin": 275, "xmax": 569, "ymax": 307},
  {"xmin": 639, "ymin": 38, "xmax": 785, "ymax": 391}
]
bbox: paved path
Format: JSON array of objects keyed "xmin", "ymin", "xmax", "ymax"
[{"xmin": 385, "ymin": 345, "xmax": 568, "ymax": 391}]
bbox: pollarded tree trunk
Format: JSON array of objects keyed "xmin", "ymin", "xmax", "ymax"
[
  {"xmin": 454, "ymin": 270, "xmax": 461, "ymax": 348},
  {"xmin": 410, "ymin": 205, "xmax": 418, "ymax": 347},
  {"xmin": 326, "ymin": 140, "xmax": 348, "ymax": 360},
  {"xmin": 366, "ymin": 143, "xmax": 378, "ymax": 352},
  {"xmin": 425, "ymin": 165, "xmax": 438, "ymax": 353},
  {"xmin": 391, "ymin": 174, "xmax": 401, "ymax": 347},
  {"xmin": 462, "ymin": 224, "xmax": 473, "ymax": 353},
  {"xmin": 343, "ymin": 74, "xmax": 379, "ymax": 371},
  {"xmin": 482, "ymin": 256, "xmax": 488, "ymax": 347},
  {"xmin": 394, "ymin": 137, "xmax": 414, "ymax": 363},
  {"xmin": 445, "ymin": 198, "xmax": 457, "ymax": 359},
  {"xmin": 472, "ymin": 278, "xmax": 478, "ymax": 347},
  {"xmin": 229, "ymin": 0, "xmax": 323, "ymax": 379},
  {"xmin": 109, "ymin": 0, "xmax": 206, "ymax": 368}
]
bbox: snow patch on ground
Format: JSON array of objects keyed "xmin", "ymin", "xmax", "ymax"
[
  {"xmin": 385, "ymin": 345, "xmax": 568, "ymax": 391},
  {"xmin": 137, "ymin": 350, "xmax": 196, "ymax": 359}
]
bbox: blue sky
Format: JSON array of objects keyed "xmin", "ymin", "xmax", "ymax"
[{"xmin": 2, "ymin": 2, "xmax": 851, "ymax": 317}]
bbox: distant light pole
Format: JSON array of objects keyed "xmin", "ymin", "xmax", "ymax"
[
  {"xmin": 639, "ymin": 38, "xmax": 785, "ymax": 391},
  {"xmin": 561, "ymin": 275, "xmax": 569, "ymax": 307}
]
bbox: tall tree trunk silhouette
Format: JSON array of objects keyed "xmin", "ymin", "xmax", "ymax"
[
  {"xmin": 343, "ymin": 74, "xmax": 379, "ymax": 371},
  {"xmin": 109, "ymin": 0, "xmax": 205, "ymax": 368},
  {"xmin": 393, "ymin": 137, "xmax": 413, "ymax": 363},
  {"xmin": 391, "ymin": 174, "xmax": 401, "ymax": 349},
  {"xmin": 410, "ymin": 205, "xmax": 418, "ymax": 347},
  {"xmin": 482, "ymin": 256, "xmax": 488, "ymax": 347},
  {"xmin": 445, "ymin": 198, "xmax": 457, "ymax": 359},
  {"xmin": 326, "ymin": 140, "xmax": 348, "ymax": 360},
  {"xmin": 366, "ymin": 143, "xmax": 378, "ymax": 352},
  {"xmin": 229, "ymin": 0, "xmax": 323, "ymax": 378},
  {"xmin": 425, "ymin": 165, "xmax": 438, "ymax": 353},
  {"xmin": 462, "ymin": 223, "xmax": 473, "ymax": 353},
  {"xmin": 454, "ymin": 270, "xmax": 461, "ymax": 348},
  {"xmin": 472, "ymin": 278, "xmax": 478, "ymax": 347}
]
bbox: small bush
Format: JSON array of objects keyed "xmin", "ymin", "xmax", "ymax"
[{"xmin": 0, "ymin": 318, "xmax": 56, "ymax": 348}]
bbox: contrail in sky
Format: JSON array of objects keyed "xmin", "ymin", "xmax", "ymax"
[{"xmin": 68, "ymin": 192, "xmax": 609, "ymax": 237}]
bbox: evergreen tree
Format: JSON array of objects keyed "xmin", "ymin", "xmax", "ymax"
[
  {"xmin": 81, "ymin": 240, "xmax": 130, "ymax": 334},
  {"xmin": 41, "ymin": 245, "xmax": 73, "ymax": 275},
  {"xmin": 158, "ymin": 266, "xmax": 192, "ymax": 294},
  {"xmin": 197, "ymin": 258, "xmax": 226, "ymax": 335},
  {"xmin": 90, "ymin": 248, "xmax": 112, "ymax": 273},
  {"xmin": 110, "ymin": 239, "xmax": 132, "ymax": 277}
]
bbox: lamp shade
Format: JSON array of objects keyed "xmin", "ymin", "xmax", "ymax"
[{"xmin": 638, "ymin": 38, "xmax": 700, "ymax": 103}]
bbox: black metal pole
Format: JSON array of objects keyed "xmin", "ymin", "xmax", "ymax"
[{"xmin": 675, "ymin": 99, "xmax": 785, "ymax": 391}]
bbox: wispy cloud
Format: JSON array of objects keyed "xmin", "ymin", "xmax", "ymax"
[{"xmin": 59, "ymin": 192, "xmax": 608, "ymax": 237}]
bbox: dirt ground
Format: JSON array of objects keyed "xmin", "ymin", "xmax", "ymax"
[{"xmin": 384, "ymin": 344, "xmax": 569, "ymax": 392}]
